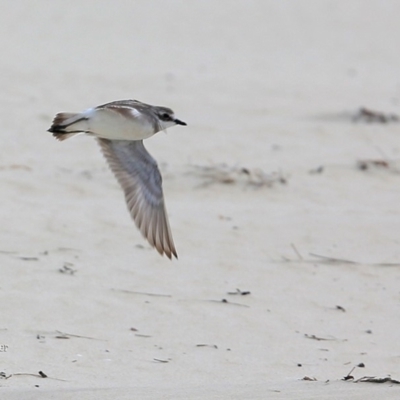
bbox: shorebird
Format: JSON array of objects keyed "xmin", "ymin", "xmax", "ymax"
[{"xmin": 48, "ymin": 99, "xmax": 187, "ymax": 259}]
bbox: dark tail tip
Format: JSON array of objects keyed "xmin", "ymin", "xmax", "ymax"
[{"xmin": 48, "ymin": 126, "xmax": 62, "ymax": 133}]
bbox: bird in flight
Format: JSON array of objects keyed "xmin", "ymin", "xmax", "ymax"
[{"xmin": 48, "ymin": 99, "xmax": 187, "ymax": 259}]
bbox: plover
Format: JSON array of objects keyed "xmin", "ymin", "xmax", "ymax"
[{"xmin": 48, "ymin": 99, "xmax": 187, "ymax": 259}]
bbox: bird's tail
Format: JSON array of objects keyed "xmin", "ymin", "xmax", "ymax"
[{"xmin": 48, "ymin": 112, "xmax": 89, "ymax": 141}]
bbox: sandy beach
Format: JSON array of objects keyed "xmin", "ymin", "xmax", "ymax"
[{"xmin": 1, "ymin": 1, "xmax": 400, "ymax": 398}]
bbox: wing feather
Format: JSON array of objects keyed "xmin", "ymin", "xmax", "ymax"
[{"xmin": 97, "ymin": 138, "xmax": 177, "ymax": 259}]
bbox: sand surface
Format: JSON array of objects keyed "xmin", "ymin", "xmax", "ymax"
[{"xmin": 1, "ymin": 1, "xmax": 400, "ymax": 398}]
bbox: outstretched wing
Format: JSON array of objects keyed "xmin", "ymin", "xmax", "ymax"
[{"xmin": 97, "ymin": 138, "xmax": 177, "ymax": 259}]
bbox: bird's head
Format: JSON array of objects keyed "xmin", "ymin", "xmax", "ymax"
[{"xmin": 156, "ymin": 107, "xmax": 187, "ymax": 130}]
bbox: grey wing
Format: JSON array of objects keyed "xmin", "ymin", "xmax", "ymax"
[
  {"xmin": 96, "ymin": 99, "xmax": 148, "ymax": 111},
  {"xmin": 97, "ymin": 138, "xmax": 177, "ymax": 259},
  {"xmin": 96, "ymin": 99, "xmax": 138, "ymax": 108}
]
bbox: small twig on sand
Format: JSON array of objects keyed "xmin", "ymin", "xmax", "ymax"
[
  {"xmin": 301, "ymin": 376, "xmax": 317, "ymax": 381},
  {"xmin": 55, "ymin": 330, "xmax": 105, "ymax": 341},
  {"xmin": 59, "ymin": 263, "xmax": 77, "ymax": 275},
  {"xmin": 207, "ymin": 298, "xmax": 250, "ymax": 308},
  {"xmin": 304, "ymin": 334, "xmax": 341, "ymax": 342},
  {"xmin": 353, "ymin": 107, "xmax": 399, "ymax": 123},
  {"xmin": 356, "ymin": 159, "xmax": 400, "ymax": 174},
  {"xmin": 276, "ymin": 253, "xmax": 400, "ymax": 267},
  {"xmin": 153, "ymin": 358, "xmax": 169, "ymax": 363},
  {"xmin": 309, "ymin": 253, "xmax": 357, "ymax": 264},
  {"xmin": 111, "ymin": 289, "xmax": 172, "ymax": 298},
  {"xmin": 343, "ymin": 363, "xmax": 365, "ymax": 381},
  {"xmin": 56, "ymin": 247, "xmax": 81, "ymax": 252},
  {"xmin": 291, "ymin": 243, "xmax": 303, "ymax": 260},
  {"xmin": 196, "ymin": 344, "xmax": 218, "ymax": 349},
  {"xmin": 13, "ymin": 371, "xmax": 67, "ymax": 381},
  {"xmin": 309, "ymin": 253, "xmax": 400, "ymax": 267},
  {"xmin": 227, "ymin": 288, "xmax": 251, "ymax": 296}
]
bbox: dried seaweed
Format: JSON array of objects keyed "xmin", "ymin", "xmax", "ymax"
[
  {"xmin": 355, "ymin": 376, "xmax": 400, "ymax": 384},
  {"xmin": 356, "ymin": 159, "xmax": 398, "ymax": 172},
  {"xmin": 188, "ymin": 163, "xmax": 287, "ymax": 188},
  {"xmin": 353, "ymin": 107, "xmax": 399, "ymax": 123}
]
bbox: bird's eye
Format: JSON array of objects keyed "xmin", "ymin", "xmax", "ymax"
[{"xmin": 162, "ymin": 113, "xmax": 171, "ymax": 120}]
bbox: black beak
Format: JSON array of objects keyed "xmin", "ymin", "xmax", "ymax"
[{"xmin": 174, "ymin": 119, "xmax": 187, "ymax": 126}]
